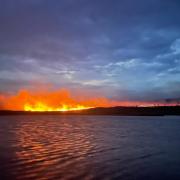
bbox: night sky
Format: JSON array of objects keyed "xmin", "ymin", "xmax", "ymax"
[{"xmin": 0, "ymin": 0, "xmax": 180, "ymax": 102}]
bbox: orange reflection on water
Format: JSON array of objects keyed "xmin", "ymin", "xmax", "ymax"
[{"xmin": 14, "ymin": 117, "xmax": 95, "ymax": 179}]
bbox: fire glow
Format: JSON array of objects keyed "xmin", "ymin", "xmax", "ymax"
[
  {"xmin": 0, "ymin": 89, "xmax": 118, "ymax": 112},
  {"xmin": 0, "ymin": 88, "xmax": 177, "ymax": 111},
  {"xmin": 24, "ymin": 103, "xmax": 92, "ymax": 112}
]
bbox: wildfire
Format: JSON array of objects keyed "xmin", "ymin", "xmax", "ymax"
[
  {"xmin": 24, "ymin": 102, "xmax": 92, "ymax": 112},
  {"xmin": 0, "ymin": 88, "xmax": 175, "ymax": 111},
  {"xmin": 0, "ymin": 89, "xmax": 117, "ymax": 111}
]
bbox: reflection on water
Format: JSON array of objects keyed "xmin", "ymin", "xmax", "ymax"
[
  {"xmin": 15, "ymin": 117, "xmax": 95, "ymax": 179},
  {"xmin": 0, "ymin": 115, "xmax": 180, "ymax": 180}
]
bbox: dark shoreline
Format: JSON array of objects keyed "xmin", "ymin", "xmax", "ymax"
[{"xmin": 0, "ymin": 106, "xmax": 180, "ymax": 116}]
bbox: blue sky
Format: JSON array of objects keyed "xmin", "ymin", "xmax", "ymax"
[{"xmin": 0, "ymin": 0, "xmax": 180, "ymax": 102}]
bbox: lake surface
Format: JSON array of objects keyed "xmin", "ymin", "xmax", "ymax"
[{"xmin": 0, "ymin": 115, "xmax": 180, "ymax": 180}]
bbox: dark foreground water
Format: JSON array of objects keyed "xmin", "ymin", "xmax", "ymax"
[{"xmin": 0, "ymin": 115, "xmax": 180, "ymax": 180}]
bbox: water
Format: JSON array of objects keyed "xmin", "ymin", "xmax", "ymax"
[{"xmin": 0, "ymin": 115, "xmax": 180, "ymax": 180}]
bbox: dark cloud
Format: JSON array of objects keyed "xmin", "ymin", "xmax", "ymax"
[{"xmin": 0, "ymin": 0, "xmax": 180, "ymax": 100}]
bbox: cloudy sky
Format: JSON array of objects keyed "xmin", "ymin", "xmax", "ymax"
[{"xmin": 0, "ymin": 0, "xmax": 180, "ymax": 101}]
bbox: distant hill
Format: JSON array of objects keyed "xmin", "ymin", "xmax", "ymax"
[{"xmin": 0, "ymin": 106, "xmax": 180, "ymax": 116}]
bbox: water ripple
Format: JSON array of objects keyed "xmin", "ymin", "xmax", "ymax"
[{"xmin": 0, "ymin": 115, "xmax": 180, "ymax": 180}]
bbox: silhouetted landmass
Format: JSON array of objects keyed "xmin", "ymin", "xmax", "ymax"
[{"xmin": 0, "ymin": 106, "xmax": 180, "ymax": 116}]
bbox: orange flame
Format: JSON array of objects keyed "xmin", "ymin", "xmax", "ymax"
[
  {"xmin": 24, "ymin": 103, "xmax": 92, "ymax": 112},
  {"xmin": 0, "ymin": 88, "xmax": 177, "ymax": 111},
  {"xmin": 0, "ymin": 89, "xmax": 118, "ymax": 111}
]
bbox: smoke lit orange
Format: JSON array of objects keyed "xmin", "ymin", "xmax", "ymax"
[
  {"xmin": 0, "ymin": 88, "xmax": 177, "ymax": 111},
  {"xmin": 0, "ymin": 89, "xmax": 119, "ymax": 111}
]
